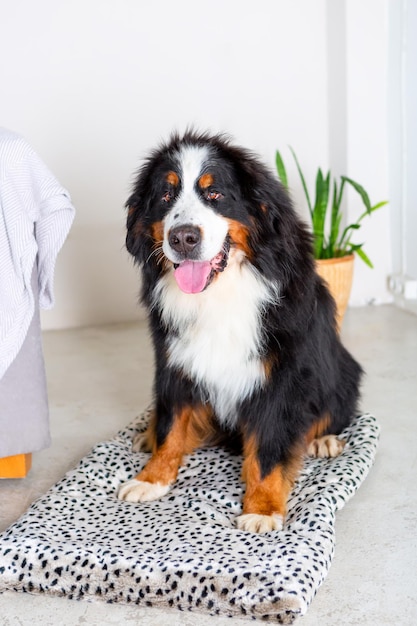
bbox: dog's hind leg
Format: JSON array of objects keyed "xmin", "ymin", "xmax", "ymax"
[
  {"xmin": 305, "ymin": 413, "xmax": 346, "ymax": 459},
  {"xmin": 307, "ymin": 435, "xmax": 345, "ymax": 458}
]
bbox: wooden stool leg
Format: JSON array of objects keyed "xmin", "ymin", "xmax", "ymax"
[{"xmin": 0, "ymin": 453, "xmax": 32, "ymax": 478}]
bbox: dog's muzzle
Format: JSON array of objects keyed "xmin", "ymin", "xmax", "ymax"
[{"xmin": 170, "ymin": 231, "xmax": 230, "ymax": 294}]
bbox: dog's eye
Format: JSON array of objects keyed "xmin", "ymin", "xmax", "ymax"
[
  {"xmin": 207, "ymin": 191, "xmax": 223, "ymax": 201},
  {"xmin": 162, "ymin": 192, "xmax": 171, "ymax": 203}
]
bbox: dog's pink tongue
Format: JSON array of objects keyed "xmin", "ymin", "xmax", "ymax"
[{"xmin": 174, "ymin": 260, "xmax": 212, "ymax": 294}]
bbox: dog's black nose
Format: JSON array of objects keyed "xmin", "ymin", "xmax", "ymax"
[{"xmin": 168, "ymin": 225, "xmax": 201, "ymax": 256}]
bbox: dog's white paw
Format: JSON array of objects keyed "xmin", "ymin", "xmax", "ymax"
[
  {"xmin": 308, "ymin": 434, "xmax": 346, "ymax": 458},
  {"xmin": 117, "ymin": 479, "xmax": 170, "ymax": 503},
  {"xmin": 236, "ymin": 513, "xmax": 284, "ymax": 533}
]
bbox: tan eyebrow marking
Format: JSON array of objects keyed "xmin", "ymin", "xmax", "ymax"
[
  {"xmin": 198, "ymin": 173, "xmax": 214, "ymax": 189},
  {"xmin": 166, "ymin": 171, "xmax": 179, "ymax": 186}
]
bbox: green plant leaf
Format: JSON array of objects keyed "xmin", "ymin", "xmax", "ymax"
[
  {"xmin": 341, "ymin": 223, "xmax": 360, "ymax": 238},
  {"xmin": 274, "ymin": 145, "xmax": 387, "ymax": 268},
  {"xmin": 329, "ymin": 180, "xmax": 343, "ymax": 254},
  {"xmin": 370, "ymin": 200, "xmax": 389, "ymax": 211},
  {"xmin": 357, "ymin": 200, "xmax": 388, "ymax": 223},
  {"xmin": 289, "ymin": 147, "xmax": 313, "ymax": 217},
  {"xmin": 312, "ymin": 169, "xmax": 330, "ymax": 258},
  {"xmin": 328, "ymin": 211, "xmax": 343, "ymax": 257},
  {"xmin": 339, "ymin": 223, "xmax": 361, "ymax": 250},
  {"xmin": 275, "ymin": 150, "xmax": 288, "ymax": 188},
  {"xmin": 351, "ymin": 244, "xmax": 374, "ymax": 268},
  {"xmin": 342, "ymin": 176, "xmax": 372, "ymax": 214}
]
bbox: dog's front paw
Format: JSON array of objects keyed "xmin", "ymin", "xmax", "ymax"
[
  {"xmin": 117, "ymin": 479, "xmax": 170, "ymax": 503},
  {"xmin": 236, "ymin": 513, "xmax": 284, "ymax": 533}
]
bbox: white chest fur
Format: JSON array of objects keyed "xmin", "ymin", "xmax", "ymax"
[{"xmin": 152, "ymin": 254, "xmax": 279, "ymax": 428}]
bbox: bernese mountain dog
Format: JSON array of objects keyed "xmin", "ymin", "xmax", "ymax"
[{"xmin": 117, "ymin": 131, "xmax": 363, "ymax": 534}]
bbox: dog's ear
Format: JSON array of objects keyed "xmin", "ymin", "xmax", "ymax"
[
  {"xmin": 247, "ymin": 168, "xmax": 315, "ymax": 286},
  {"xmin": 125, "ymin": 193, "xmax": 143, "ymax": 258},
  {"xmin": 125, "ymin": 160, "xmax": 156, "ymax": 262}
]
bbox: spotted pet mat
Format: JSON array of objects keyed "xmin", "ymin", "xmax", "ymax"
[{"xmin": 0, "ymin": 411, "xmax": 379, "ymax": 624}]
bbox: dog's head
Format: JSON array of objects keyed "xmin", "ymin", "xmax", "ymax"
[{"xmin": 126, "ymin": 131, "xmax": 311, "ymax": 294}]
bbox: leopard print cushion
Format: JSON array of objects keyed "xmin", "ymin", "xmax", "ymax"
[{"xmin": 0, "ymin": 411, "xmax": 379, "ymax": 624}]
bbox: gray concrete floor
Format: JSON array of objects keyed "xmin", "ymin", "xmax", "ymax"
[{"xmin": 0, "ymin": 304, "xmax": 416, "ymax": 625}]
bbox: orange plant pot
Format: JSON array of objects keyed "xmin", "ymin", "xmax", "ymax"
[{"xmin": 316, "ymin": 254, "xmax": 355, "ymax": 332}]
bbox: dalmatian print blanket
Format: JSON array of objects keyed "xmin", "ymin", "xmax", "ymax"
[{"xmin": 0, "ymin": 410, "xmax": 379, "ymax": 624}]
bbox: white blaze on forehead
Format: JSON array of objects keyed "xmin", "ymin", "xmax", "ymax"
[
  {"xmin": 162, "ymin": 145, "xmax": 228, "ymax": 262},
  {"xmin": 178, "ymin": 145, "xmax": 209, "ymax": 193}
]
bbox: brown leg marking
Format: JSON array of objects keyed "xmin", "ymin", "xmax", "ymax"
[
  {"xmin": 118, "ymin": 405, "xmax": 213, "ymax": 502},
  {"xmin": 236, "ymin": 435, "xmax": 302, "ymax": 533},
  {"xmin": 306, "ymin": 413, "xmax": 346, "ymax": 458}
]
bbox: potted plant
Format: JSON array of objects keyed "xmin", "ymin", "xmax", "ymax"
[{"xmin": 275, "ymin": 147, "xmax": 387, "ymax": 329}]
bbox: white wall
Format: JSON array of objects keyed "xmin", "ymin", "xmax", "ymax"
[
  {"xmin": 387, "ymin": 0, "xmax": 417, "ymax": 314},
  {"xmin": 0, "ymin": 0, "xmax": 392, "ymax": 328},
  {"xmin": 344, "ymin": 0, "xmax": 392, "ymax": 306}
]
